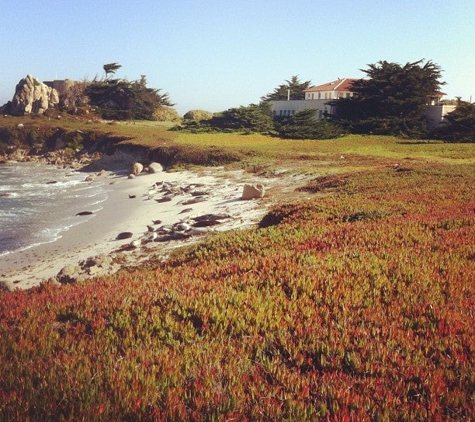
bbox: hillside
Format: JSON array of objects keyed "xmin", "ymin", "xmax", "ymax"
[{"xmin": 0, "ymin": 121, "xmax": 474, "ymax": 421}]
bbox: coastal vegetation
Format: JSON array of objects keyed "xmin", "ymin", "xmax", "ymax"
[
  {"xmin": 85, "ymin": 74, "xmax": 174, "ymax": 121},
  {"xmin": 3, "ymin": 59, "xmax": 474, "ymax": 143},
  {"xmin": 175, "ymin": 60, "xmax": 475, "ymax": 142},
  {"xmin": 333, "ymin": 59, "xmax": 445, "ymax": 138},
  {"xmin": 0, "ymin": 118, "xmax": 474, "ymax": 420}
]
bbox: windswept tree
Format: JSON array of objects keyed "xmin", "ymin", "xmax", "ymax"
[
  {"xmin": 334, "ymin": 59, "xmax": 445, "ymax": 137},
  {"xmin": 103, "ymin": 63, "xmax": 122, "ymax": 79},
  {"xmin": 85, "ymin": 70, "xmax": 174, "ymax": 120},
  {"xmin": 261, "ymin": 75, "xmax": 312, "ymax": 101}
]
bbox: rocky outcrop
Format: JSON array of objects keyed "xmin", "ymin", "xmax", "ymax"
[{"xmin": 10, "ymin": 75, "xmax": 59, "ymax": 115}]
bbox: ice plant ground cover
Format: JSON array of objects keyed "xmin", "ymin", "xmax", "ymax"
[{"xmin": 0, "ymin": 131, "xmax": 474, "ymax": 421}]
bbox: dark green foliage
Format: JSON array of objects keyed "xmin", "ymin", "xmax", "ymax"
[
  {"xmin": 0, "ymin": 123, "xmax": 124, "ymax": 155},
  {"xmin": 261, "ymin": 75, "xmax": 312, "ymax": 101},
  {"xmin": 148, "ymin": 144, "xmax": 244, "ymax": 168},
  {"xmin": 210, "ymin": 103, "xmax": 274, "ymax": 133},
  {"xmin": 169, "ymin": 119, "xmax": 215, "ymax": 134},
  {"xmin": 0, "ymin": 125, "xmax": 56, "ymax": 150},
  {"xmin": 334, "ymin": 60, "xmax": 445, "ymax": 137},
  {"xmin": 0, "ymin": 126, "xmax": 18, "ymax": 148},
  {"xmin": 85, "ymin": 75, "xmax": 173, "ymax": 120},
  {"xmin": 436, "ymin": 99, "xmax": 475, "ymax": 142},
  {"xmin": 174, "ymin": 103, "xmax": 274, "ymax": 134},
  {"xmin": 277, "ymin": 109, "xmax": 346, "ymax": 139}
]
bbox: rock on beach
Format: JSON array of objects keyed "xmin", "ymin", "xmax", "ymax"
[{"xmin": 242, "ymin": 183, "xmax": 265, "ymax": 200}]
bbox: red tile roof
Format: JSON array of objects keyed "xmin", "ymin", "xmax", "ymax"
[{"xmin": 304, "ymin": 78, "xmax": 358, "ymax": 93}]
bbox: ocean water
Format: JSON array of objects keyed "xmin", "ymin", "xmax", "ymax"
[{"xmin": 0, "ymin": 162, "xmax": 108, "ymax": 256}]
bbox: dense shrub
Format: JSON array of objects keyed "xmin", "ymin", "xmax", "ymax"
[
  {"xmin": 149, "ymin": 143, "xmax": 244, "ymax": 168},
  {"xmin": 277, "ymin": 109, "xmax": 346, "ymax": 139},
  {"xmin": 85, "ymin": 76, "xmax": 173, "ymax": 121},
  {"xmin": 209, "ymin": 102, "xmax": 274, "ymax": 133}
]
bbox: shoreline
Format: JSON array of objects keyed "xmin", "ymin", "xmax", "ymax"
[{"xmin": 0, "ymin": 167, "xmax": 273, "ymax": 290}]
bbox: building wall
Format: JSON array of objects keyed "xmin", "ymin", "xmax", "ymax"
[
  {"xmin": 272, "ymin": 100, "xmax": 456, "ymax": 126},
  {"xmin": 43, "ymin": 79, "xmax": 77, "ymax": 94},
  {"xmin": 424, "ymin": 105, "xmax": 456, "ymax": 128},
  {"xmin": 305, "ymin": 91, "xmax": 353, "ymax": 100},
  {"xmin": 271, "ymin": 99, "xmax": 334, "ymax": 119}
]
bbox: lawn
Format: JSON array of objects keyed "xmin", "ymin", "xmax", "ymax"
[{"xmin": 0, "ymin": 121, "xmax": 474, "ymax": 421}]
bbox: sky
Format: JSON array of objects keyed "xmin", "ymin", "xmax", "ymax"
[{"xmin": 1, "ymin": 0, "xmax": 474, "ymax": 115}]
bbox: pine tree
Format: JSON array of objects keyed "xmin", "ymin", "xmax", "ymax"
[{"xmin": 261, "ymin": 76, "xmax": 312, "ymax": 101}]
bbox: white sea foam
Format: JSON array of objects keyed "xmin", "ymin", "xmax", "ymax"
[{"xmin": 0, "ymin": 162, "xmax": 108, "ymax": 255}]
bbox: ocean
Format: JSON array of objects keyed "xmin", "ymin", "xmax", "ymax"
[{"xmin": 0, "ymin": 162, "xmax": 107, "ymax": 257}]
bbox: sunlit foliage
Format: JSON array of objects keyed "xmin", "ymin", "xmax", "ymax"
[{"xmin": 0, "ymin": 139, "xmax": 474, "ymax": 421}]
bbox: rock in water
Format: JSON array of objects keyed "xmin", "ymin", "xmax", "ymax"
[
  {"xmin": 10, "ymin": 75, "xmax": 59, "ymax": 115},
  {"xmin": 242, "ymin": 183, "xmax": 265, "ymax": 200},
  {"xmin": 76, "ymin": 211, "xmax": 94, "ymax": 216}
]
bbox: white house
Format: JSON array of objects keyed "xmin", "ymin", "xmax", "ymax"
[
  {"xmin": 271, "ymin": 78, "xmax": 357, "ymax": 120},
  {"xmin": 271, "ymin": 77, "xmax": 455, "ymax": 128}
]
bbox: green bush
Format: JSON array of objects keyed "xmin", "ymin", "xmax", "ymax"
[
  {"xmin": 277, "ymin": 109, "xmax": 346, "ymax": 139},
  {"xmin": 85, "ymin": 76, "xmax": 173, "ymax": 121},
  {"xmin": 149, "ymin": 144, "xmax": 243, "ymax": 168}
]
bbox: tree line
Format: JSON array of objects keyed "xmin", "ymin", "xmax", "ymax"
[
  {"xmin": 177, "ymin": 59, "xmax": 474, "ymax": 142},
  {"xmin": 44, "ymin": 60, "xmax": 474, "ymax": 142}
]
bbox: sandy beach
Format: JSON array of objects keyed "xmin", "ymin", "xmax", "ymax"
[{"xmin": 0, "ymin": 167, "xmax": 275, "ymax": 290}]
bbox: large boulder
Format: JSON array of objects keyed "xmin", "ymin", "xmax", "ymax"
[
  {"xmin": 183, "ymin": 109, "xmax": 213, "ymax": 120},
  {"xmin": 148, "ymin": 162, "xmax": 163, "ymax": 173},
  {"xmin": 242, "ymin": 183, "xmax": 265, "ymax": 200},
  {"xmin": 129, "ymin": 162, "xmax": 144, "ymax": 175},
  {"xmin": 10, "ymin": 75, "xmax": 59, "ymax": 115},
  {"xmin": 56, "ymin": 264, "xmax": 85, "ymax": 284}
]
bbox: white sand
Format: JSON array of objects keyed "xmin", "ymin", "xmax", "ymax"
[{"xmin": 0, "ymin": 167, "xmax": 274, "ymax": 290}]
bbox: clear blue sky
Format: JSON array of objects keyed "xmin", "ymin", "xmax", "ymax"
[{"xmin": 1, "ymin": 0, "xmax": 474, "ymax": 115}]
